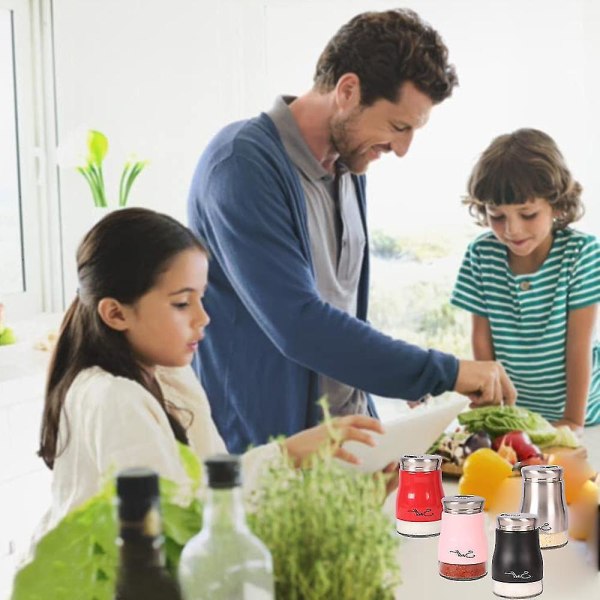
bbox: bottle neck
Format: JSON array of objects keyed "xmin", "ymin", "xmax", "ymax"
[
  {"xmin": 118, "ymin": 508, "xmax": 166, "ymax": 569},
  {"xmin": 203, "ymin": 486, "xmax": 248, "ymax": 533}
]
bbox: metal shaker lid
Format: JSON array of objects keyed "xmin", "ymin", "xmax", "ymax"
[
  {"xmin": 497, "ymin": 513, "xmax": 538, "ymax": 531},
  {"xmin": 399, "ymin": 454, "xmax": 442, "ymax": 472},
  {"xmin": 521, "ymin": 465, "xmax": 564, "ymax": 482},
  {"xmin": 442, "ymin": 495, "xmax": 485, "ymax": 514}
]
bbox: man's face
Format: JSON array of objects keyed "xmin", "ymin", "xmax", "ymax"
[{"xmin": 330, "ymin": 81, "xmax": 433, "ymax": 174}]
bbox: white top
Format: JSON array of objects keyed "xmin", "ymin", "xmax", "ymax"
[{"xmin": 34, "ymin": 365, "xmax": 280, "ymax": 540}]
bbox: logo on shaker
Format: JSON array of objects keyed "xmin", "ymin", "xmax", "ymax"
[
  {"xmin": 539, "ymin": 522, "xmax": 552, "ymax": 532},
  {"xmin": 449, "ymin": 549, "xmax": 476, "ymax": 558},
  {"xmin": 504, "ymin": 571, "xmax": 532, "ymax": 580},
  {"xmin": 408, "ymin": 508, "xmax": 433, "ymax": 517}
]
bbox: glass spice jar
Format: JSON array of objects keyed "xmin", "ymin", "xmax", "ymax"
[
  {"xmin": 520, "ymin": 465, "xmax": 568, "ymax": 550},
  {"xmin": 492, "ymin": 513, "xmax": 543, "ymax": 598},
  {"xmin": 438, "ymin": 495, "xmax": 488, "ymax": 581},
  {"xmin": 395, "ymin": 454, "xmax": 444, "ymax": 537}
]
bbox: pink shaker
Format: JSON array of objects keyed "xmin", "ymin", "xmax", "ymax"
[{"xmin": 438, "ymin": 495, "xmax": 488, "ymax": 581}]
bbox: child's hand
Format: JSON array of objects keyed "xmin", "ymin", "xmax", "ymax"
[
  {"xmin": 281, "ymin": 415, "xmax": 384, "ymax": 467},
  {"xmin": 378, "ymin": 461, "xmax": 399, "ymax": 499},
  {"xmin": 551, "ymin": 418, "xmax": 584, "ymax": 436}
]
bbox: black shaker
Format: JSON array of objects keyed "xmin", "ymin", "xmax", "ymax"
[{"xmin": 492, "ymin": 513, "xmax": 543, "ymax": 598}]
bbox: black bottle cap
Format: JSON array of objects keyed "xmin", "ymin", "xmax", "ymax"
[
  {"xmin": 205, "ymin": 454, "xmax": 242, "ymax": 488},
  {"xmin": 116, "ymin": 468, "xmax": 159, "ymax": 521}
]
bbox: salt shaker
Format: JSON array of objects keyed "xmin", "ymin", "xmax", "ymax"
[
  {"xmin": 520, "ymin": 465, "xmax": 568, "ymax": 549},
  {"xmin": 395, "ymin": 454, "xmax": 444, "ymax": 537},
  {"xmin": 492, "ymin": 513, "xmax": 543, "ymax": 598},
  {"xmin": 438, "ymin": 495, "xmax": 488, "ymax": 580}
]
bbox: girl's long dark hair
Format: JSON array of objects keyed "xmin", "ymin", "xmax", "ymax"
[{"xmin": 39, "ymin": 208, "xmax": 206, "ymax": 469}]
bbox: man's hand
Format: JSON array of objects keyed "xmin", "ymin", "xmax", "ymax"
[{"xmin": 454, "ymin": 360, "xmax": 517, "ymax": 407}]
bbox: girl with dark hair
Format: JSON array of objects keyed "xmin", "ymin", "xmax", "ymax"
[
  {"xmin": 35, "ymin": 207, "xmax": 384, "ymax": 537},
  {"xmin": 452, "ymin": 129, "xmax": 600, "ymax": 430}
]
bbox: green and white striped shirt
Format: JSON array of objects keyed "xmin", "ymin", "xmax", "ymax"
[{"xmin": 451, "ymin": 228, "xmax": 600, "ymax": 426}]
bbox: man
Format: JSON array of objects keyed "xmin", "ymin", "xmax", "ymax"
[{"xmin": 188, "ymin": 8, "xmax": 516, "ymax": 453}]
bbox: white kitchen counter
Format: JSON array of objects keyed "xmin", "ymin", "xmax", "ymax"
[{"xmin": 387, "ymin": 425, "xmax": 600, "ymax": 600}]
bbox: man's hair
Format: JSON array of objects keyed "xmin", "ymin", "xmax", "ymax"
[
  {"xmin": 313, "ymin": 8, "xmax": 458, "ymax": 106},
  {"xmin": 464, "ymin": 128, "xmax": 584, "ymax": 229}
]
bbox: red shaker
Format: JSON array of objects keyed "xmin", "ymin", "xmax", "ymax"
[{"xmin": 396, "ymin": 454, "xmax": 444, "ymax": 537}]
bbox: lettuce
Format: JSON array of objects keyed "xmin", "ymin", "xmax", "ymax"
[
  {"xmin": 458, "ymin": 405, "xmax": 558, "ymax": 446},
  {"xmin": 11, "ymin": 444, "xmax": 202, "ymax": 600}
]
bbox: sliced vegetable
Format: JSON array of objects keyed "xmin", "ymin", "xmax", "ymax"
[
  {"xmin": 496, "ymin": 441, "xmax": 518, "ymax": 465},
  {"xmin": 463, "ymin": 431, "xmax": 492, "ymax": 456},
  {"xmin": 492, "ymin": 431, "xmax": 541, "ymax": 461}
]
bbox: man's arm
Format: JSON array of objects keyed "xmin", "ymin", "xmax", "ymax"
[
  {"xmin": 194, "ymin": 149, "xmax": 514, "ymax": 404},
  {"xmin": 196, "ymin": 151, "xmax": 457, "ymax": 400}
]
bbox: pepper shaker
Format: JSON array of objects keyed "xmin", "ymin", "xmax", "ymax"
[
  {"xmin": 492, "ymin": 513, "xmax": 543, "ymax": 598},
  {"xmin": 438, "ymin": 495, "xmax": 488, "ymax": 580},
  {"xmin": 396, "ymin": 454, "xmax": 444, "ymax": 537},
  {"xmin": 520, "ymin": 465, "xmax": 568, "ymax": 549}
]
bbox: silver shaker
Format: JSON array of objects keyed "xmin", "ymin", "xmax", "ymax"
[{"xmin": 519, "ymin": 465, "xmax": 568, "ymax": 549}]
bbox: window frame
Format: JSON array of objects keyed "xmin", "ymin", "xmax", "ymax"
[{"xmin": 1, "ymin": 0, "xmax": 63, "ymax": 320}]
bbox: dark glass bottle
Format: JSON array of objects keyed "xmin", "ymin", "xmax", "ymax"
[{"xmin": 114, "ymin": 468, "xmax": 183, "ymax": 600}]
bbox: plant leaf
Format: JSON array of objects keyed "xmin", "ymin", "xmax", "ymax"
[{"xmin": 87, "ymin": 130, "xmax": 109, "ymax": 165}]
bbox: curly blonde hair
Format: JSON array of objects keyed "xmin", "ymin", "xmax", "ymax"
[{"xmin": 464, "ymin": 128, "xmax": 584, "ymax": 230}]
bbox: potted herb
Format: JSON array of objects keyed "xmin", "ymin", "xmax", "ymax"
[{"xmin": 247, "ymin": 449, "xmax": 401, "ymax": 599}]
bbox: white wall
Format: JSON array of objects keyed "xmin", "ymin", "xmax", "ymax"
[{"xmin": 52, "ymin": 0, "xmax": 600, "ymax": 297}]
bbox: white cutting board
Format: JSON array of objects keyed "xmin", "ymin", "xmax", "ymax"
[{"xmin": 340, "ymin": 395, "xmax": 468, "ymax": 473}]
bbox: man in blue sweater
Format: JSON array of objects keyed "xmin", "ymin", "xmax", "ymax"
[{"xmin": 188, "ymin": 8, "xmax": 516, "ymax": 453}]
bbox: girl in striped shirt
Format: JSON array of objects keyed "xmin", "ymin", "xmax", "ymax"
[{"xmin": 452, "ymin": 129, "xmax": 600, "ymax": 430}]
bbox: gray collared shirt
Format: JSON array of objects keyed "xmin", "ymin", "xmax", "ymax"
[{"xmin": 268, "ymin": 96, "xmax": 366, "ymax": 415}]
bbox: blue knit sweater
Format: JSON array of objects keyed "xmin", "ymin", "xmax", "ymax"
[{"xmin": 188, "ymin": 112, "xmax": 459, "ymax": 453}]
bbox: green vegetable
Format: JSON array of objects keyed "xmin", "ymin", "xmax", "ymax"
[
  {"xmin": 248, "ymin": 402, "xmax": 401, "ymax": 600},
  {"xmin": 546, "ymin": 425, "xmax": 580, "ymax": 449},
  {"xmin": 13, "ymin": 410, "xmax": 401, "ymax": 600},
  {"xmin": 458, "ymin": 406, "xmax": 557, "ymax": 446},
  {"xmin": 11, "ymin": 444, "xmax": 203, "ymax": 600}
]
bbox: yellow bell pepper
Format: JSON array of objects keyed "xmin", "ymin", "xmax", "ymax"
[{"xmin": 458, "ymin": 448, "xmax": 513, "ymax": 510}]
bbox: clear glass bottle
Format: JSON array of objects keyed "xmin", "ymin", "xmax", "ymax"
[
  {"xmin": 178, "ymin": 454, "xmax": 274, "ymax": 600},
  {"xmin": 114, "ymin": 468, "xmax": 183, "ymax": 600}
]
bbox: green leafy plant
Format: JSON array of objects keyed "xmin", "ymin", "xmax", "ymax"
[
  {"xmin": 57, "ymin": 128, "xmax": 147, "ymax": 207},
  {"xmin": 247, "ymin": 402, "xmax": 401, "ymax": 599},
  {"xmin": 11, "ymin": 445, "xmax": 202, "ymax": 600}
]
